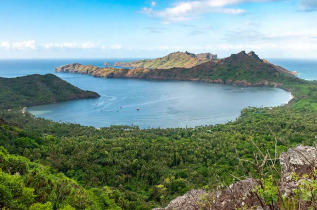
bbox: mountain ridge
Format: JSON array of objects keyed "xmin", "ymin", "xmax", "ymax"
[
  {"xmin": 113, "ymin": 51, "xmax": 217, "ymax": 69},
  {"xmin": 56, "ymin": 51, "xmax": 298, "ymax": 87}
]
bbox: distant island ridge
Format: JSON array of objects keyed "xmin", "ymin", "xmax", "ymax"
[
  {"xmin": 56, "ymin": 51, "xmax": 298, "ymax": 87},
  {"xmin": 112, "ymin": 51, "xmax": 217, "ymax": 69}
]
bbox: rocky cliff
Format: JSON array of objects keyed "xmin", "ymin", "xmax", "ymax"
[
  {"xmin": 113, "ymin": 51, "xmax": 217, "ymax": 69},
  {"xmin": 56, "ymin": 51, "xmax": 299, "ymax": 87}
]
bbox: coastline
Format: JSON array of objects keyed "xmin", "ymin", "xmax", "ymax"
[{"xmin": 27, "ymin": 73, "xmax": 295, "ymax": 129}]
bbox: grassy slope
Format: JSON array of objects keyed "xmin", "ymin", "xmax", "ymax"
[
  {"xmin": 114, "ymin": 52, "xmax": 214, "ymax": 69},
  {"xmin": 0, "ymin": 74, "xmax": 100, "ymax": 110}
]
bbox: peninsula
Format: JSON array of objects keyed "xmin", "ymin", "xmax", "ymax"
[
  {"xmin": 56, "ymin": 51, "xmax": 298, "ymax": 87},
  {"xmin": 0, "ymin": 74, "xmax": 100, "ymax": 109}
]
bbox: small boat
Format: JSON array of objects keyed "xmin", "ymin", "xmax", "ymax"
[{"xmin": 136, "ymin": 108, "xmax": 140, "ymax": 111}]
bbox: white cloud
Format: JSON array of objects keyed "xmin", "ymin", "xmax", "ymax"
[
  {"xmin": 0, "ymin": 40, "xmax": 36, "ymax": 50},
  {"xmin": 142, "ymin": 0, "xmax": 280, "ymax": 23},
  {"xmin": 0, "ymin": 41, "xmax": 10, "ymax": 49},
  {"xmin": 151, "ymin": 1, "xmax": 156, "ymax": 7},
  {"xmin": 111, "ymin": 45, "xmax": 122, "ymax": 50},
  {"xmin": 12, "ymin": 40, "xmax": 36, "ymax": 50},
  {"xmin": 81, "ymin": 42, "xmax": 97, "ymax": 49},
  {"xmin": 43, "ymin": 42, "xmax": 97, "ymax": 49}
]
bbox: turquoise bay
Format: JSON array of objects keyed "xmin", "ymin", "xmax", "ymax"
[{"xmin": 0, "ymin": 59, "xmax": 310, "ymax": 128}]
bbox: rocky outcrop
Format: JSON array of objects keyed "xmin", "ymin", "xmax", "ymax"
[
  {"xmin": 247, "ymin": 51, "xmax": 261, "ymax": 60},
  {"xmin": 153, "ymin": 190, "xmax": 210, "ymax": 210},
  {"xmin": 154, "ymin": 179, "xmax": 261, "ymax": 210},
  {"xmin": 104, "ymin": 62, "xmax": 111, "ymax": 67},
  {"xmin": 209, "ymin": 178, "xmax": 261, "ymax": 209},
  {"xmin": 155, "ymin": 145, "xmax": 317, "ymax": 210},
  {"xmin": 279, "ymin": 145, "xmax": 317, "ymax": 197}
]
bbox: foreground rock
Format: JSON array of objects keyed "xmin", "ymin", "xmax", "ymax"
[
  {"xmin": 279, "ymin": 145, "xmax": 317, "ymax": 197},
  {"xmin": 155, "ymin": 145, "xmax": 317, "ymax": 210},
  {"xmin": 153, "ymin": 189, "xmax": 210, "ymax": 210},
  {"xmin": 154, "ymin": 179, "xmax": 261, "ymax": 210}
]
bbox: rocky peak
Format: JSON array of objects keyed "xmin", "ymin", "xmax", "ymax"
[
  {"xmin": 185, "ymin": 51, "xmax": 196, "ymax": 58},
  {"xmin": 196, "ymin": 53, "xmax": 214, "ymax": 60},
  {"xmin": 227, "ymin": 51, "xmax": 248, "ymax": 61},
  {"xmin": 238, "ymin": 50, "xmax": 247, "ymax": 55},
  {"xmin": 226, "ymin": 51, "xmax": 263, "ymax": 63},
  {"xmin": 247, "ymin": 51, "xmax": 260, "ymax": 60}
]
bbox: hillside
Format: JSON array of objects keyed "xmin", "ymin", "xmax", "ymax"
[
  {"xmin": 0, "ymin": 121, "xmax": 122, "ymax": 209},
  {"xmin": 113, "ymin": 51, "xmax": 217, "ymax": 69},
  {"xmin": 56, "ymin": 51, "xmax": 299, "ymax": 87},
  {"xmin": 0, "ymin": 74, "xmax": 100, "ymax": 109}
]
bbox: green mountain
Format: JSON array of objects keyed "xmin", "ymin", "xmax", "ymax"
[
  {"xmin": 56, "ymin": 51, "xmax": 298, "ymax": 87},
  {"xmin": 0, "ymin": 74, "xmax": 100, "ymax": 110},
  {"xmin": 113, "ymin": 51, "xmax": 217, "ymax": 69}
]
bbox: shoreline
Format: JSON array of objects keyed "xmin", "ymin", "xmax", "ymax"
[{"xmin": 26, "ymin": 73, "xmax": 295, "ymax": 130}]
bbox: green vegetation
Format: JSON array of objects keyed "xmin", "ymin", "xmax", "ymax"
[
  {"xmin": 0, "ymin": 54, "xmax": 316, "ymax": 209},
  {"xmin": 252, "ymin": 169, "xmax": 317, "ymax": 209},
  {"xmin": 0, "ymin": 74, "xmax": 99, "ymax": 110},
  {"xmin": 0, "ymin": 145, "xmax": 122, "ymax": 209},
  {"xmin": 113, "ymin": 51, "xmax": 216, "ymax": 69}
]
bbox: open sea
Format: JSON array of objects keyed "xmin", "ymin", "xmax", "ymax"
[{"xmin": 0, "ymin": 58, "xmax": 316, "ymax": 128}]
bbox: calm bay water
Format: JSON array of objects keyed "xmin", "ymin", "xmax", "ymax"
[{"xmin": 0, "ymin": 58, "xmax": 315, "ymax": 128}]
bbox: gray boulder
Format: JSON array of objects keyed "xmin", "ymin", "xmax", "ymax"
[{"xmin": 279, "ymin": 145, "xmax": 317, "ymax": 196}]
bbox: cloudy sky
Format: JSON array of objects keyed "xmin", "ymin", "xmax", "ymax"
[{"xmin": 0, "ymin": 0, "xmax": 317, "ymax": 59}]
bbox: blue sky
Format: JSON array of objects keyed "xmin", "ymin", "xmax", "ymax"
[{"xmin": 0, "ymin": 0, "xmax": 317, "ymax": 59}]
